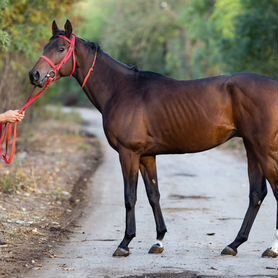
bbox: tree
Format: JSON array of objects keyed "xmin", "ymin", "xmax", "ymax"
[
  {"xmin": 213, "ymin": 0, "xmax": 278, "ymax": 78},
  {"xmin": 102, "ymin": 0, "xmax": 190, "ymax": 79},
  {"xmin": 0, "ymin": 0, "xmax": 81, "ymax": 111}
]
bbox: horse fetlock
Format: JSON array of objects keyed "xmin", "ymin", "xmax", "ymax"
[
  {"xmin": 238, "ymin": 234, "xmax": 249, "ymax": 243},
  {"xmin": 157, "ymin": 228, "xmax": 167, "ymax": 240},
  {"xmin": 125, "ymin": 232, "xmax": 136, "ymax": 240}
]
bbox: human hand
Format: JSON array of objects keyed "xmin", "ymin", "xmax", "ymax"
[{"xmin": 0, "ymin": 110, "xmax": 25, "ymax": 124}]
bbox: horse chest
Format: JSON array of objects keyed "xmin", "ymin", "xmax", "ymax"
[{"xmin": 103, "ymin": 110, "xmax": 148, "ymax": 152}]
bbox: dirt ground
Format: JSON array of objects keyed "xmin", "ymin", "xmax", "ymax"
[
  {"xmin": 0, "ymin": 111, "xmax": 101, "ymax": 278},
  {"xmin": 27, "ymin": 108, "xmax": 278, "ymax": 278}
]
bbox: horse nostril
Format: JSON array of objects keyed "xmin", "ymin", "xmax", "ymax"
[
  {"xmin": 29, "ymin": 70, "xmax": 40, "ymax": 83},
  {"xmin": 33, "ymin": 71, "xmax": 40, "ymax": 82}
]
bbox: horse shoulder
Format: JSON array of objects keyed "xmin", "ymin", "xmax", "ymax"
[{"xmin": 103, "ymin": 96, "xmax": 149, "ymax": 153}]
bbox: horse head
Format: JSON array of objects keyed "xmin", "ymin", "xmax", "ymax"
[{"xmin": 29, "ymin": 20, "xmax": 75, "ymax": 87}]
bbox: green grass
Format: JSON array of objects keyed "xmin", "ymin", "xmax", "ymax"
[{"xmin": 0, "ymin": 170, "xmax": 36, "ymax": 194}]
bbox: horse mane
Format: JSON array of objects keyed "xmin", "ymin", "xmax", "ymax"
[
  {"xmin": 78, "ymin": 36, "xmax": 169, "ymax": 80},
  {"xmin": 79, "ymin": 38, "xmax": 140, "ymax": 73}
]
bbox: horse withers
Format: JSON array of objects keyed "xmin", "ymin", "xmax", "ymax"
[{"xmin": 29, "ymin": 20, "xmax": 278, "ymax": 258}]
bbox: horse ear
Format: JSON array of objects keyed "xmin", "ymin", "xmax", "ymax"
[
  {"xmin": 52, "ymin": 20, "xmax": 59, "ymax": 35},
  {"xmin": 64, "ymin": 19, "xmax": 73, "ymax": 38}
]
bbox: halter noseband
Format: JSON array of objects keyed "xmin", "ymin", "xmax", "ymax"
[{"xmin": 40, "ymin": 34, "xmax": 97, "ymax": 88}]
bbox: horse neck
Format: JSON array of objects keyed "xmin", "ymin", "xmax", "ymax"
[{"xmin": 74, "ymin": 38, "xmax": 134, "ymax": 113}]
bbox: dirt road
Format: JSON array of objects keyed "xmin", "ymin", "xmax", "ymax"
[{"xmin": 27, "ymin": 108, "xmax": 278, "ymax": 278}]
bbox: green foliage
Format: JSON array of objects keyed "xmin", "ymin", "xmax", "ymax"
[
  {"xmin": 1, "ymin": 0, "xmax": 277, "ymax": 112},
  {"xmin": 101, "ymin": 0, "xmax": 189, "ymax": 79},
  {"xmin": 179, "ymin": 0, "xmax": 219, "ymax": 77},
  {"xmin": 0, "ymin": 30, "xmax": 10, "ymax": 51},
  {"xmin": 75, "ymin": 0, "xmax": 113, "ymax": 43},
  {"xmin": 0, "ymin": 0, "xmax": 78, "ymax": 59},
  {"xmin": 84, "ymin": 0, "xmax": 277, "ymax": 80},
  {"xmin": 213, "ymin": 0, "xmax": 278, "ymax": 78},
  {"xmin": 52, "ymin": 0, "xmax": 278, "ymax": 106},
  {"xmin": 0, "ymin": 0, "xmax": 81, "ymax": 112}
]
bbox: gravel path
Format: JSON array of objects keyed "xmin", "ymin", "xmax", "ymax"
[{"xmin": 27, "ymin": 108, "xmax": 278, "ymax": 278}]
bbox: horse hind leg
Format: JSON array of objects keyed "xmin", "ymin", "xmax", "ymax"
[
  {"xmin": 140, "ymin": 156, "xmax": 167, "ymax": 254},
  {"xmin": 221, "ymin": 143, "xmax": 267, "ymax": 256},
  {"xmin": 262, "ymin": 183, "xmax": 278, "ymax": 258}
]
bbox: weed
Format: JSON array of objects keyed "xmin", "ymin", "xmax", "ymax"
[{"xmin": 0, "ymin": 169, "xmax": 36, "ymax": 194}]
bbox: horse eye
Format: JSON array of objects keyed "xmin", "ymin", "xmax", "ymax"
[{"xmin": 58, "ymin": 47, "xmax": 65, "ymax": 52}]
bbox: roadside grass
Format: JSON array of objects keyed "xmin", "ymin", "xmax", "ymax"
[
  {"xmin": 0, "ymin": 169, "xmax": 36, "ymax": 194},
  {"xmin": 0, "ymin": 106, "xmax": 82, "ymax": 195},
  {"xmin": 77, "ymin": 142, "xmax": 92, "ymax": 152},
  {"xmin": 0, "ymin": 107, "xmax": 101, "ymax": 278},
  {"xmin": 50, "ymin": 187, "xmax": 71, "ymax": 201}
]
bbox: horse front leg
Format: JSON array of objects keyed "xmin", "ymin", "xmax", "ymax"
[
  {"xmin": 140, "ymin": 156, "xmax": 167, "ymax": 254},
  {"xmin": 113, "ymin": 149, "xmax": 140, "ymax": 257}
]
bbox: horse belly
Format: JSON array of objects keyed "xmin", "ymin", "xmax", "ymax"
[{"xmin": 149, "ymin": 123, "xmax": 234, "ymax": 155}]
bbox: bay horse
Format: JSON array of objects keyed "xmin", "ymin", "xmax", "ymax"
[{"xmin": 29, "ymin": 20, "xmax": 278, "ymax": 258}]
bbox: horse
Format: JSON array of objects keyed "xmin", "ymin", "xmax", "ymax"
[{"xmin": 29, "ymin": 20, "xmax": 278, "ymax": 258}]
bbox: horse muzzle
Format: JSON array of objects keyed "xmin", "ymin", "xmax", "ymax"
[{"xmin": 29, "ymin": 70, "xmax": 55, "ymax": 88}]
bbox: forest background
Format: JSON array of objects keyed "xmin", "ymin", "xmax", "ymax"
[{"xmin": 0, "ymin": 0, "xmax": 277, "ymax": 109}]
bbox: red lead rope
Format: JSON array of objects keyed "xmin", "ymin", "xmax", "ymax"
[
  {"xmin": 0, "ymin": 79, "xmax": 54, "ymax": 164},
  {"xmin": 0, "ymin": 34, "xmax": 97, "ymax": 165}
]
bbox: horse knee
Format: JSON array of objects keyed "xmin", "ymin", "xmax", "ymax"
[
  {"xmin": 125, "ymin": 196, "xmax": 137, "ymax": 210},
  {"xmin": 148, "ymin": 192, "xmax": 160, "ymax": 207}
]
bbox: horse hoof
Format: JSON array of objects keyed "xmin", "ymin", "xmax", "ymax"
[
  {"xmin": 112, "ymin": 247, "xmax": 130, "ymax": 257},
  {"xmin": 262, "ymin": 248, "xmax": 278, "ymax": 258},
  {"xmin": 148, "ymin": 243, "xmax": 164, "ymax": 254},
  {"xmin": 221, "ymin": 246, "xmax": 237, "ymax": 256}
]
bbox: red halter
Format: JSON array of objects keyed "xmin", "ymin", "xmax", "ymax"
[
  {"xmin": 0, "ymin": 34, "xmax": 97, "ymax": 164},
  {"xmin": 41, "ymin": 34, "xmax": 97, "ymax": 88},
  {"xmin": 41, "ymin": 35, "xmax": 77, "ymax": 79}
]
